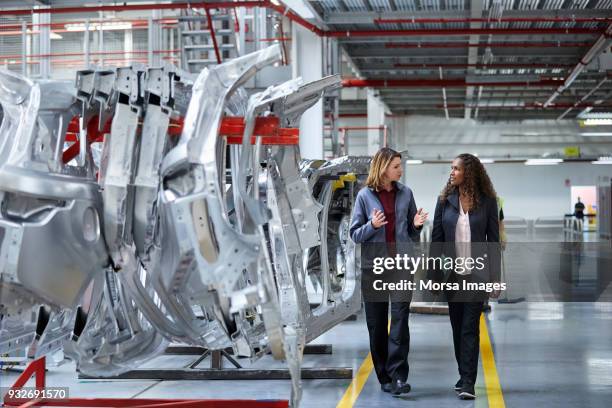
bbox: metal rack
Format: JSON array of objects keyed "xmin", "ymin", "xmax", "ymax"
[{"xmin": 78, "ymin": 344, "xmax": 353, "ymax": 381}]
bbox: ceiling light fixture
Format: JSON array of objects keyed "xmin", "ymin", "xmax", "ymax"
[
  {"xmin": 580, "ymin": 132, "xmax": 612, "ymax": 137},
  {"xmin": 592, "ymin": 156, "xmax": 612, "ymax": 164},
  {"xmin": 524, "ymin": 158, "xmax": 563, "ymax": 165},
  {"xmin": 582, "ymin": 118, "xmax": 612, "ymax": 126}
]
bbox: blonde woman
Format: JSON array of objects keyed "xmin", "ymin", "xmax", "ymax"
[{"xmin": 349, "ymin": 147, "xmax": 428, "ymax": 395}]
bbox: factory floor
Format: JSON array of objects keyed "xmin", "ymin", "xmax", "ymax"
[{"xmin": 2, "ymin": 231, "xmax": 611, "ymax": 407}]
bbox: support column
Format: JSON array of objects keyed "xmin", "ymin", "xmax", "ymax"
[
  {"xmin": 367, "ymin": 89, "xmax": 386, "ymax": 155},
  {"xmin": 34, "ymin": 6, "xmax": 51, "ymax": 78},
  {"xmin": 83, "ymin": 19, "xmax": 90, "ymax": 68},
  {"xmin": 21, "ymin": 21, "xmax": 27, "ymax": 76},
  {"xmin": 124, "ymin": 26, "xmax": 133, "ymax": 66},
  {"xmin": 291, "ymin": 23, "xmax": 323, "ymax": 160},
  {"xmin": 148, "ymin": 10, "xmax": 162, "ymax": 66}
]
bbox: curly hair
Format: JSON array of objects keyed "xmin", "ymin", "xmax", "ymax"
[{"xmin": 439, "ymin": 153, "xmax": 496, "ymax": 210}]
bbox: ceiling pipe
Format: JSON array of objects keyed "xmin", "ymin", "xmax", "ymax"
[
  {"xmin": 439, "ymin": 66, "xmax": 450, "ymax": 120},
  {"xmin": 374, "ymin": 17, "xmax": 612, "ymax": 24},
  {"xmin": 544, "ymin": 23, "xmax": 612, "ymax": 107},
  {"xmin": 341, "ymin": 78, "xmax": 564, "ymax": 88},
  {"xmin": 384, "ymin": 41, "xmax": 593, "ymax": 48},
  {"xmin": 392, "ymin": 63, "xmax": 573, "ymax": 69},
  {"xmin": 389, "ymin": 102, "xmax": 612, "ymax": 109},
  {"xmin": 325, "ymin": 27, "xmax": 603, "ymax": 37},
  {"xmin": 557, "ymin": 78, "xmax": 608, "ymax": 120}
]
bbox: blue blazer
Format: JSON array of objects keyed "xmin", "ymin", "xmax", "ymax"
[{"xmin": 349, "ymin": 181, "xmax": 422, "ymax": 244}]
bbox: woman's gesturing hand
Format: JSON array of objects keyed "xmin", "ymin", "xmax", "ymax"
[
  {"xmin": 371, "ymin": 209, "xmax": 387, "ymax": 229},
  {"xmin": 413, "ymin": 208, "xmax": 429, "ymax": 228}
]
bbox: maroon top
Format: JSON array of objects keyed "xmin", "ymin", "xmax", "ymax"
[{"xmin": 375, "ymin": 183, "xmax": 397, "ymax": 243}]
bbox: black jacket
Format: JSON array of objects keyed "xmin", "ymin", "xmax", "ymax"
[{"xmin": 430, "ymin": 190, "xmax": 501, "ymax": 282}]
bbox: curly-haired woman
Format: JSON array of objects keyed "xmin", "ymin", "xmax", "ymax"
[{"xmin": 430, "ymin": 153, "xmax": 500, "ymax": 400}]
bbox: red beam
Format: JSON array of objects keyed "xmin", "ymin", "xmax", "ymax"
[
  {"xmin": 204, "ymin": 8, "xmax": 222, "ymax": 64},
  {"xmin": 341, "ymin": 78, "xmax": 565, "ymax": 88},
  {"xmin": 0, "ymin": 50, "xmax": 179, "ymax": 60},
  {"xmin": 220, "ymin": 117, "xmax": 299, "ymax": 145},
  {"xmin": 63, "ymin": 116, "xmax": 298, "ymax": 161},
  {"xmin": 325, "ymin": 27, "xmax": 604, "ymax": 37},
  {"xmin": 0, "ymin": 1, "xmax": 269, "ymax": 16},
  {"xmin": 414, "ymin": 102, "xmax": 612, "ymax": 109},
  {"xmin": 374, "ymin": 17, "xmax": 612, "ymax": 24},
  {"xmin": 384, "ymin": 41, "xmax": 593, "ymax": 48},
  {"xmin": 392, "ymin": 63, "xmax": 573, "ymax": 69}
]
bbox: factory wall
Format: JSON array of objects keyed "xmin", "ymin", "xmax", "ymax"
[{"xmin": 404, "ymin": 162, "xmax": 612, "ymax": 221}]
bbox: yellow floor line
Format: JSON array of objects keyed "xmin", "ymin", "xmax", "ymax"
[
  {"xmin": 480, "ymin": 314, "xmax": 506, "ymax": 408},
  {"xmin": 336, "ymin": 352, "xmax": 374, "ymax": 408},
  {"xmin": 336, "ymin": 321, "xmax": 390, "ymax": 408}
]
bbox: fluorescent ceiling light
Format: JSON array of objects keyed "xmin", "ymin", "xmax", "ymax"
[
  {"xmin": 524, "ymin": 158, "xmax": 563, "ymax": 165},
  {"xmin": 592, "ymin": 156, "xmax": 612, "ymax": 164},
  {"xmin": 501, "ymin": 133, "xmax": 575, "ymax": 137},
  {"xmin": 580, "ymin": 132, "xmax": 612, "ymax": 137},
  {"xmin": 479, "ymin": 159, "xmax": 495, "ymax": 164},
  {"xmin": 582, "ymin": 118, "xmax": 612, "ymax": 126},
  {"xmin": 405, "ymin": 160, "xmax": 423, "ymax": 164}
]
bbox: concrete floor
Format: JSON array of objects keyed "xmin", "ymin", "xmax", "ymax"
[
  {"xmin": 1, "ymin": 230, "xmax": 611, "ymax": 407},
  {"xmin": 2, "ymin": 302, "xmax": 611, "ymax": 407}
]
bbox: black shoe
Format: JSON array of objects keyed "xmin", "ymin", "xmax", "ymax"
[
  {"xmin": 391, "ymin": 379, "xmax": 412, "ymax": 396},
  {"xmin": 381, "ymin": 383, "xmax": 392, "ymax": 393},
  {"xmin": 457, "ymin": 384, "xmax": 476, "ymax": 400},
  {"xmin": 454, "ymin": 379, "xmax": 463, "ymax": 391}
]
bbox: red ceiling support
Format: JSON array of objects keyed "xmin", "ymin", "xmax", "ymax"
[
  {"xmin": 341, "ymin": 78, "xmax": 564, "ymax": 88},
  {"xmin": 204, "ymin": 7, "xmax": 222, "ymax": 64}
]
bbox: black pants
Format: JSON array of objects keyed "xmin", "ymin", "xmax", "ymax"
[
  {"xmin": 448, "ymin": 301, "xmax": 484, "ymax": 386},
  {"xmin": 364, "ymin": 301, "xmax": 410, "ymax": 384}
]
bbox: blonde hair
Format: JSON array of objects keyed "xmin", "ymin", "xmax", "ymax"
[{"xmin": 366, "ymin": 147, "xmax": 402, "ymax": 191}]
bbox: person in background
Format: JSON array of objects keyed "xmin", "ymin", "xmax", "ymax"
[
  {"xmin": 430, "ymin": 153, "xmax": 500, "ymax": 400},
  {"xmin": 483, "ymin": 196, "xmax": 506, "ymax": 313},
  {"xmin": 574, "ymin": 197, "xmax": 585, "ymax": 232},
  {"xmin": 349, "ymin": 147, "xmax": 428, "ymax": 396}
]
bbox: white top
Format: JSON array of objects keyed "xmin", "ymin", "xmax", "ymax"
[{"xmin": 455, "ymin": 199, "xmax": 472, "ymax": 275}]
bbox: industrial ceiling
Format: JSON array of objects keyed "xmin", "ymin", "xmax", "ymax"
[{"xmin": 308, "ymin": 0, "xmax": 612, "ymax": 120}]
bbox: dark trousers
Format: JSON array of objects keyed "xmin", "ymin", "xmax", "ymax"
[
  {"xmin": 448, "ymin": 301, "xmax": 484, "ymax": 386},
  {"xmin": 364, "ymin": 301, "xmax": 410, "ymax": 384}
]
